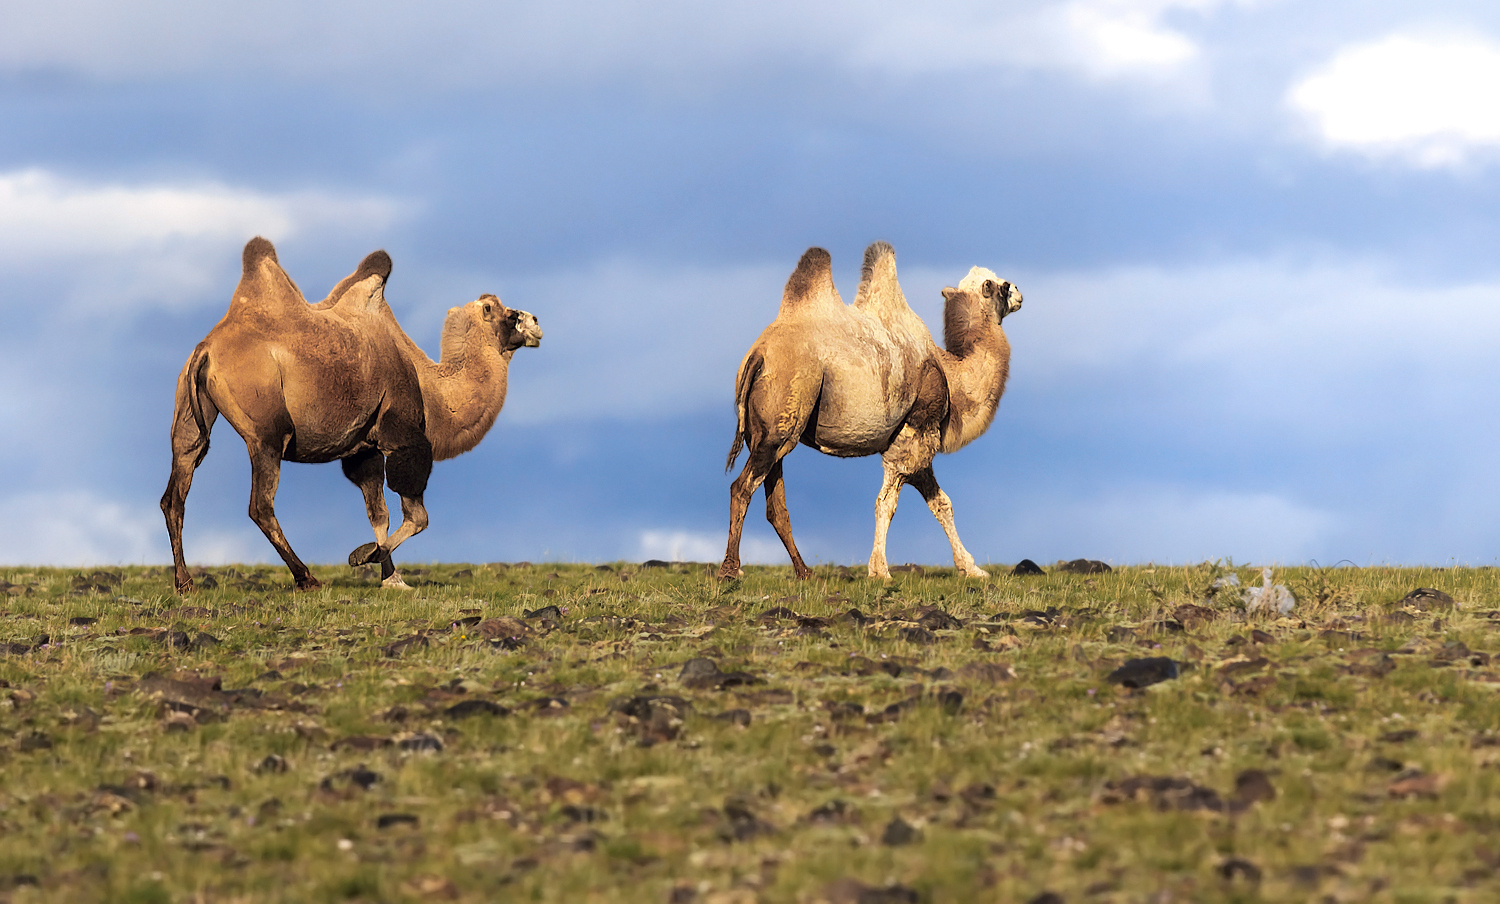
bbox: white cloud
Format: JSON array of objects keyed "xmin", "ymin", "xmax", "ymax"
[
  {"xmin": 994, "ymin": 485, "xmax": 1339, "ymax": 565},
  {"xmin": 1289, "ymin": 32, "xmax": 1500, "ymax": 167},
  {"xmin": 0, "ymin": 488, "xmax": 275, "ymax": 567},
  {"xmin": 489, "ymin": 257, "xmax": 787, "ymax": 425},
  {"xmin": 638, "ymin": 529, "xmax": 789, "ymax": 565},
  {"xmin": 0, "ymin": 490, "xmax": 161, "ymax": 566},
  {"xmin": 0, "ymin": 0, "xmax": 1240, "ymax": 87},
  {"xmin": 0, "ymin": 168, "xmax": 400, "ymax": 311},
  {"xmin": 479, "ymin": 250, "xmax": 1500, "ymax": 435}
]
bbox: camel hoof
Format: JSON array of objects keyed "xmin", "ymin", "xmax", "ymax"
[
  {"xmin": 348, "ymin": 542, "xmax": 381, "ymax": 567},
  {"xmin": 716, "ymin": 565, "xmax": 744, "ymax": 581},
  {"xmin": 175, "ymin": 579, "xmax": 195, "ymax": 595},
  {"xmin": 963, "ymin": 567, "xmax": 990, "ymax": 579},
  {"xmin": 381, "ymin": 573, "xmax": 413, "ymax": 591},
  {"xmin": 294, "ymin": 576, "xmax": 322, "ymax": 592}
]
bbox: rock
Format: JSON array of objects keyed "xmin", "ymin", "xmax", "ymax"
[
  {"xmin": 713, "ymin": 709, "xmax": 752, "ymax": 727},
  {"xmin": 898, "ymin": 626, "xmax": 936, "ymax": 645},
  {"xmin": 1172, "ymin": 604, "xmax": 1216, "ymax": 627},
  {"xmin": 445, "ymin": 699, "xmax": 510, "ymax": 719},
  {"xmin": 1218, "ymin": 858, "xmax": 1262, "ymax": 883},
  {"xmin": 376, "ymin": 813, "xmax": 420, "ymax": 829},
  {"xmin": 821, "ymin": 878, "xmax": 921, "ymax": 904},
  {"xmin": 1106, "ymin": 657, "xmax": 1180, "ymax": 688},
  {"xmin": 880, "ymin": 816, "xmax": 921, "ymax": 845},
  {"xmin": 1400, "ymin": 588, "xmax": 1455, "ymax": 611},
  {"xmin": 719, "ymin": 798, "xmax": 776, "ymax": 842},
  {"xmin": 1010, "ymin": 559, "xmax": 1045, "ymax": 576},
  {"xmin": 1231, "ymin": 769, "xmax": 1276, "ymax": 808},
  {"xmin": 911, "ymin": 607, "xmax": 963, "ymax": 631},
  {"xmin": 1104, "ymin": 774, "xmax": 1225, "ymax": 812},
  {"xmin": 383, "ymin": 634, "xmax": 429, "ymax": 657},
  {"xmin": 1059, "ymin": 559, "xmax": 1111, "ymax": 574},
  {"xmin": 679, "ymin": 657, "xmax": 724, "ymax": 688},
  {"xmin": 396, "ymin": 732, "xmax": 444, "ymax": 752},
  {"xmin": 478, "ymin": 617, "xmax": 531, "ymax": 642}
]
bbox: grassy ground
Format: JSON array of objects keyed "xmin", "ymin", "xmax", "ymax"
[{"xmin": 0, "ymin": 560, "xmax": 1498, "ymax": 903}]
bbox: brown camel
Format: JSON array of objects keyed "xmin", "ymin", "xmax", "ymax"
[
  {"xmin": 719, "ymin": 242, "xmax": 1022, "ymax": 580},
  {"xmin": 161, "ymin": 237, "xmax": 542, "ymax": 594}
]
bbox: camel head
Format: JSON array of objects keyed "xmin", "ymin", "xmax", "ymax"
[
  {"xmin": 463, "ymin": 294, "xmax": 542, "ymax": 352},
  {"xmin": 947, "ymin": 267, "xmax": 1023, "ymax": 323}
]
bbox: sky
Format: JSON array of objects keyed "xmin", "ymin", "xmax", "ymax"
[{"xmin": 5, "ymin": 0, "xmax": 1500, "ymax": 571}]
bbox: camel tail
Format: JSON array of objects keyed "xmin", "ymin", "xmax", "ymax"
[
  {"xmin": 725, "ymin": 352, "xmax": 763, "ymax": 472},
  {"xmin": 184, "ymin": 342, "xmax": 213, "ymax": 447}
]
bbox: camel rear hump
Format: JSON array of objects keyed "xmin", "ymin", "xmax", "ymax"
[
  {"xmin": 852, "ymin": 241, "xmax": 909, "ymax": 316},
  {"xmin": 779, "ymin": 247, "xmax": 839, "ymax": 313}
]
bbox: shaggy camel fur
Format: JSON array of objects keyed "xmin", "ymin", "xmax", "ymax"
[
  {"xmin": 719, "ymin": 242, "xmax": 1022, "ymax": 580},
  {"xmin": 161, "ymin": 237, "xmax": 542, "ymax": 594}
]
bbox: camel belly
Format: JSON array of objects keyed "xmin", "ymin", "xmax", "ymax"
[{"xmin": 806, "ymin": 371, "xmax": 909, "ymax": 456}]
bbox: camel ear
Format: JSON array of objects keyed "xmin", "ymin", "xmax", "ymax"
[
  {"xmin": 478, "ymin": 295, "xmax": 505, "ymax": 322},
  {"xmin": 981, "ymin": 279, "xmax": 998, "ymax": 299},
  {"xmin": 941, "ymin": 287, "xmax": 959, "ymax": 302}
]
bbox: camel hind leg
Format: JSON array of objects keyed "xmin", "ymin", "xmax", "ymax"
[
  {"xmin": 244, "ymin": 441, "xmax": 321, "ymax": 592},
  {"xmin": 907, "ymin": 467, "xmax": 988, "ymax": 578},
  {"xmin": 763, "ymin": 458, "xmax": 812, "ymax": 579},
  {"xmin": 719, "ymin": 371, "xmax": 818, "ymax": 580},
  {"xmin": 161, "ymin": 360, "xmax": 219, "ymax": 595}
]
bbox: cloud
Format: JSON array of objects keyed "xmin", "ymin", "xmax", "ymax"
[
  {"xmin": 485, "ymin": 257, "xmax": 787, "ymax": 425},
  {"xmin": 991, "ymin": 484, "xmax": 1339, "ymax": 565},
  {"xmin": 0, "ymin": 490, "xmax": 161, "ymax": 566},
  {"xmin": 0, "ymin": 0, "xmax": 1239, "ymax": 88},
  {"xmin": 0, "ymin": 168, "xmax": 400, "ymax": 311},
  {"xmin": 637, "ymin": 529, "xmax": 786, "ymax": 565},
  {"xmin": 466, "ymin": 249, "xmax": 1500, "ymax": 438},
  {"xmin": 1288, "ymin": 32, "xmax": 1500, "ymax": 167}
]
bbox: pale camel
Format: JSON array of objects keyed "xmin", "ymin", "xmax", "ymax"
[
  {"xmin": 161, "ymin": 237, "xmax": 542, "ymax": 594},
  {"xmin": 719, "ymin": 242, "xmax": 1022, "ymax": 580}
]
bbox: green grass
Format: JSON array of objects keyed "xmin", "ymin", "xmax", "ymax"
[{"xmin": 0, "ymin": 560, "xmax": 1497, "ymax": 902}]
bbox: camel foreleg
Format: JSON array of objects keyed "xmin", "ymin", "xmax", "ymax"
[
  {"xmin": 869, "ymin": 424, "xmax": 941, "ymax": 580},
  {"xmin": 342, "ymin": 450, "xmax": 403, "ymax": 584},
  {"xmin": 908, "ymin": 467, "xmax": 988, "ymax": 578},
  {"xmin": 246, "ymin": 443, "xmax": 320, "ymax": 592},
  {"xmin": 869, "ymin": 465, "xmax": 905, "ymax": 580}
]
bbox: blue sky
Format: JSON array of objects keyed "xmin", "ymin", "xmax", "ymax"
[{"xmin": 5, "ymin": 0, "xmax": 1500, "ymax": 570}]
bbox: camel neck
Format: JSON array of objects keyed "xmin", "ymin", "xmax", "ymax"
[
  {"xmin": 938, "ymin": 327, "xmax": 1010, "ymax": 453},
  {"xmin": 420, "ymin": 341, "xmax": 511, "ymax": 462}
]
